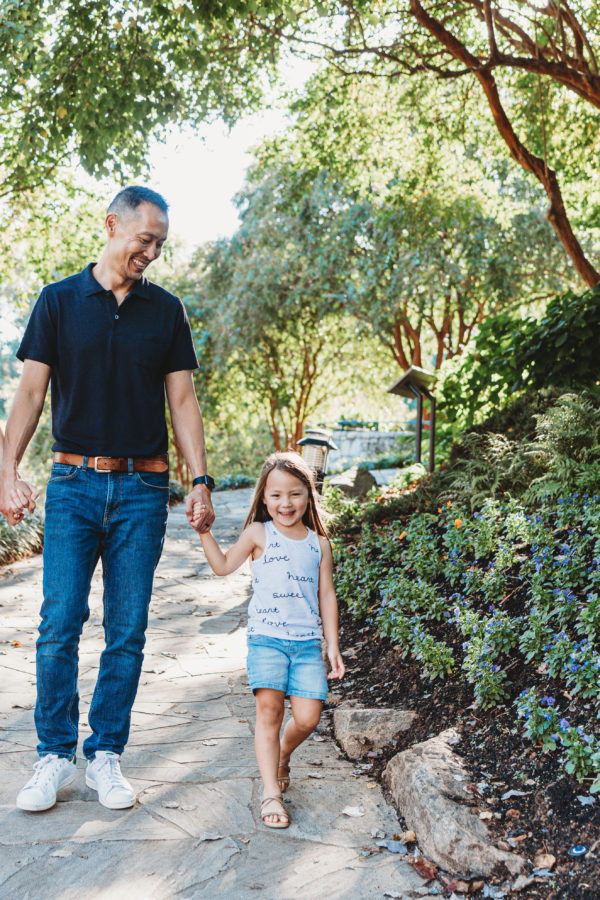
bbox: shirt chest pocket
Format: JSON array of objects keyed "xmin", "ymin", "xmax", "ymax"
[{"xmin": 131, "ymin": 335, "xmax": 167, "ymax": 373}]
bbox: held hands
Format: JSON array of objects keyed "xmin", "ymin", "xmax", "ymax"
[
  {"xmin": 0, "ymin": 472, "xmax": 39, "ymax": 526},
  {"xmin": 327, "ymin": 647, "xmax": 345, "ymax": 680},
  {"xmin": 186, "ymin": 485, "xmax": 215, "ymax": 534}
]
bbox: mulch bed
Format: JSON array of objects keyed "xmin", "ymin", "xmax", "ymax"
[{"xmin": 323, "ymin": 607, "xmax": 599, "ymax": 900}]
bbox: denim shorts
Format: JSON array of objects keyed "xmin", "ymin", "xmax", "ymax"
[{"xmin": 247, "ymin": 634, "xmax": 328, "ymax": 700}]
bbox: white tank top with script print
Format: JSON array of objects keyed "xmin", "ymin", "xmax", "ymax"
[{"xmin": 247, "ymin": 519, "xmax": 323, "ymax": 640}]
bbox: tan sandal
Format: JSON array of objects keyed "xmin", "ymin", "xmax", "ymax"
[
  {"xmin": 278, "ymin": 762, "xmax": 290, "ymax": 792},
  {"xmin": 260, "ymin": 795, "xmax": 290, "ymax": 829}
]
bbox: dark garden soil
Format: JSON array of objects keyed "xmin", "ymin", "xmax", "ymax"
[{"xmin": 323, "ymin": 607, "xmax": 600, "ymax": 900}]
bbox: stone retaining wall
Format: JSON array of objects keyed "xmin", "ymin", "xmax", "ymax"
[{"xmin": 327, "ymin": 429, "xmax": 409, "ymax": 471}]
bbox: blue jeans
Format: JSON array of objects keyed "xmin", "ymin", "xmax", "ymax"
[{"xmin": 36, "ymin": 463, "xmax": 169, "ymax": 760}]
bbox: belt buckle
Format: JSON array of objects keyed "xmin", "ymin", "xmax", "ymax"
[{"xmin": 94, "ymin": 456, "xmax": 112, "ymax": 472}]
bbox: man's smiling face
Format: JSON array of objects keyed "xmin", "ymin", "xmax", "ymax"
[{"xmin": 107, "ymin": 201, "xmax": 169, "ymax": 283}]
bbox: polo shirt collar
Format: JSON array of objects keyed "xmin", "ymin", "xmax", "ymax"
[{"xmin": 80, "ymin": 262, "xmax": 152, "ymax": 299}]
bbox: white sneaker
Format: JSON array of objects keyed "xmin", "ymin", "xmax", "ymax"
[
  {"xmin": 86, "ymin": 751, "xmax": 135, "ymax": 809},
  {"xmin": 16, "ymin": 754, "xmax": 77, "ymax": 811}
]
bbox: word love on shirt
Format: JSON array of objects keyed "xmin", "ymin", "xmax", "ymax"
[{"xmin": 263, "ymin": 552, "xmax": 291, "ymax": 564}]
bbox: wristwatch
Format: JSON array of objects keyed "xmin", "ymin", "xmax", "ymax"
[{"xmin": 192, "ymin": 474, "xmax": 215, "ymax": 491}]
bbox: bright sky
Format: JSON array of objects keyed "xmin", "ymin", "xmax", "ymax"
[
  {"xmin": 148, "ymin": 113, "xmax": 287, "ymax": 249},
  {"xmin": 147, "ymin": 57, "xmax": 316, "ymax": 250}
]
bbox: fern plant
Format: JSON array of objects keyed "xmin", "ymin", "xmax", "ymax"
[
  {"xmin": 444, "ymin": 431, "xmax": 538, "ymax": 509},
  {"xmin": 525, "ymin": 393, "xmax": 600, "ymax": 503}
]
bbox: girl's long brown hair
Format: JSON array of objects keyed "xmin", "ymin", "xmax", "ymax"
[{"xmin": 244, "ymin": 451, "xmax": 328, "ymax": 537}]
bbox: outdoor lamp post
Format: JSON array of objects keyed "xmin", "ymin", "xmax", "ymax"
[
  {"xmin": 298, "ymin": 428, "xmax": 338, "ymax": 492},
  {"xmin": 388, "ymin": 365, "xmax": 437, "ymax": 474}
]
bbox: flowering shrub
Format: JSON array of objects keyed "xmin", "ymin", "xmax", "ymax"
[
  {"xmin": 334, "ymin": 493, "xmax": 600, "ymax": 791},
  {"xmin": 411, "ymin": 623, "xmax": 455, "ymax": 680},
  {"xmin": 516, "ymin": 689, "xmax": 560, "ymax": 752},
  {"xmin": 577, "ymin": 592, "xmax": 600, "ymax": 641},
  {"xmin": 462, "ymin": 637, "xmax": 508, "ymax": 708},
  {"xmin": 519, "ymin": 608, "xmax": 554, "ymax": 663}
]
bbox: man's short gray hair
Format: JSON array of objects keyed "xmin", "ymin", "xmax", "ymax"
[{"xmin": 108, "ymin": 186, "xmax": 169, "ymax": 218}]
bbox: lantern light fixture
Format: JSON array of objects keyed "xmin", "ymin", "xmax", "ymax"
[{"xmin": 298, "ymin": 428, "xmax": 338, "ymax": 492}]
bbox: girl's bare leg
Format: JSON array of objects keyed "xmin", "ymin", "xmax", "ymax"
[
  {"xmin": 279, "ymin": 696, "xmax": 322, "ymax": 788},
  {"xmin": 254, "ymin": 688, "xmax": 287, "ymax": 824}
]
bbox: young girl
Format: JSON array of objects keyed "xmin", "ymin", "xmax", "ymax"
[{"xmin": 192, "ymin": 452, "xmax": 345, "ymax": 829}]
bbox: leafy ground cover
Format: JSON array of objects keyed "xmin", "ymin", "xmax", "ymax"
[
  {"xmin": 0, "ymin": 516, "xmax": 44, "ymax": 568},
  {"xmin": 334, "ymin": 494, "xmax": 600, "ymax": 790},
  {"xmin": 330, "ymin": 445, "xmax": 600, "ymax": 895},
  {"xmin": 330, "ymin": 605, "xmax": 599, "ymax": 899}
]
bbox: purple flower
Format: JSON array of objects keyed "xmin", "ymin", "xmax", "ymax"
[
  {"xmin": 559, "ymin": 718, "xmax": 570, "ymax": 731},
  {"xmin": 541, "ymin": 696, "xmax": 555, "ymax": 706}
]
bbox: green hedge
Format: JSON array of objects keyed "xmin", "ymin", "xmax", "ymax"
[{"xmin": 0, "ymin": 515, "xmax": 44, "ymax": 568}]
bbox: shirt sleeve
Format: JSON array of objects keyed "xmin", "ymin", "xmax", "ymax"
[
  {"xmin": 16, "ymin": 290, "xmax": 58, "ymax": 367},
  {"xmin": 163, "ymin": 299, "xmax": 199, "ymax": 374}
]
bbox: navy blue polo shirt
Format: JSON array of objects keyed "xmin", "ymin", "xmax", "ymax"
[{"xmin": 17, "ymin": 264, "xmax": 199, "ymax": 457}]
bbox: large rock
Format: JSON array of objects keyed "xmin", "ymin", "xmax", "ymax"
[
  {"xmin": 327, "ymin": 466, "xmax": 376, "ymax": 498},
  {"xmin": 370, "ymin": 468, "xmax": 403, "ymax": 486},
  {"xmin": 383, "ymin": 729, "xmax": 525, "ymax": 879},
  {"xmin": 333, "ymin": 705, "xmax": 418, "ymax": 760}
]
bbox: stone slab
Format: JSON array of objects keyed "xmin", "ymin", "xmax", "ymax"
[
  {"xmin": 384, "ymin": 728, "xmax": 524, "ymax": 878},
  {"xmin": 0, "ymin": 803, "xmax": 188, "ymax": 845},
  {"xmin": 333, "ymin": 705, "xmax": 418, "ymax": 759},
  {"xmin": 0, "ymin": 838, "xmax": 240, "ymax": 900},
  {"xmin": 139, "ymin": 778, "xmax": 255, "ymax": 835}
]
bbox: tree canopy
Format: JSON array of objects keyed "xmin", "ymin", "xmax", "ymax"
[{"xmin": 3, "ymin": 1, "xmax": 599, "ymax": 284}]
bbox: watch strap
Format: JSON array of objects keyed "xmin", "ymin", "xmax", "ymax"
[{"xmin": 192, "ymin": 474, "xmax": 215, "ymax": 490}]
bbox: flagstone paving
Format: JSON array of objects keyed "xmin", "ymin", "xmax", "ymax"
[{"xmin": 0, "ymin": 490, "xmax": 433, "ymax": 900}]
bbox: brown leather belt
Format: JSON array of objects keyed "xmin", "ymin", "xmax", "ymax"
[{"xmin": 54, "ymin": 452, "xmax": 169, "ymax": 473}]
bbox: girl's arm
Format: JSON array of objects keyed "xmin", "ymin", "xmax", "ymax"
[
  {"xmin": 318, "ymin": 537, "xmax": 345, "ymax": 680},
  {"xmin": 197, "ymin": 520, "xmax": 264, "ymax": 576}
]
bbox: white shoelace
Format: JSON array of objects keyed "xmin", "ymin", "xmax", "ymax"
[
  {"xmin": 96, "ymin": 756, "xmax": 127, "ymax": 787},
  {"xmin": 28, "ymin": 756, "xmax": 65, "ymax": 786}
]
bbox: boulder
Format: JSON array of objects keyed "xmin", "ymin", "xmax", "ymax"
[
  {"xmin": 370, "ymin": 468, "xmax": 404, "ymax": 486},
  {"xmin": 383, "ymin": 729, "xmax": 525, "ymax": 879},
  {"xmin": 333, "ymin": 705, "xmax": 418, "ymax": 760},
  {"xmin": 327, "ymin": 466, "xmax": 377, "ymax": 498}
]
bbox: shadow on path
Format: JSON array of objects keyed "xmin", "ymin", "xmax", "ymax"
[{"xmin": 0, "ymin": 490, "xmax": 429, "ymax": 900}]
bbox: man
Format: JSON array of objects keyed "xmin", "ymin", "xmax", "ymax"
[{"xmin": 0, "ymin": 186, "xmax": 215, "ymax": 812}]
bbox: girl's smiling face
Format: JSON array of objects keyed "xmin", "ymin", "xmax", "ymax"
[{"xmin": 263, "ymin": 468, "xmax": 309, "ymax": 531}]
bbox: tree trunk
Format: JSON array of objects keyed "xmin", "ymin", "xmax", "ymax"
[{"xmin": 409, "ymin": 0, "xmax": 600, "ymax": 287}]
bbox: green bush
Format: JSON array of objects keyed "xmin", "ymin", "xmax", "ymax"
[
  {"xmin": 440, "ymin": 285, "xmax": 600, "ymax": 433},
  {"xmin": 0, "ymin": 515, "xmax": 44, "ymax": 568},
  {"xmin": 214, "ymin": 472, "xmax": 255, "ymax": 492},
  {"xmin": 337, "ymin": 390, "xmax": 600, "ymax": 521},
  {"xmin": 525, "ymin": 393, "xmax": 600, "ymax": 503},
  {"xmin": 334, "ymin": 495, "xmax": 600, "ymax": 788}
]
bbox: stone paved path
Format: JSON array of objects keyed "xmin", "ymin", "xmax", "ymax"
[{"xmin": 0, "ymin": 490, "xmax": 431, "ymax": 900}]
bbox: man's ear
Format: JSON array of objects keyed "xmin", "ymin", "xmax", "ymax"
[{"xmin": 105, "ymin": 213, "xmax": 119, "ymax": 237}]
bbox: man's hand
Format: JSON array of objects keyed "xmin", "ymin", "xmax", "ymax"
[
  {"xmin": 186, "ymin": 484, "xmax": 215, "ymax": 534},
  {"xmin": 0, "ymin": 472, "xmax": 39, "ymax": 525}
]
